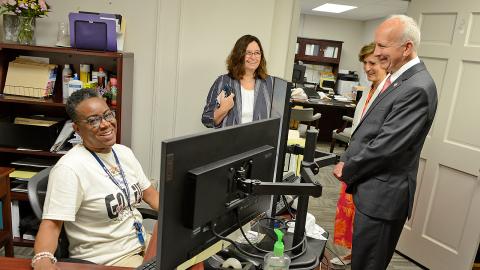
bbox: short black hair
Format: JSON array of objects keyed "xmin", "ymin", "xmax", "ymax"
[{"xmin": 66, "ymin": 88, "xmax": 100, "ymax": 122}]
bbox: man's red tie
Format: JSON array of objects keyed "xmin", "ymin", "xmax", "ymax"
[{"xmin": 380, "ymin": 76, "xmax": 392, "ymax": 93}]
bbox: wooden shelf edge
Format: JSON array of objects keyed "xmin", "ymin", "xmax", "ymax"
[
  {"xmin": 0, "ymin": 42, "xmax": 130, "ymax": 58},
  {"xmin": 0, "ymin": 95, "xmax": 66, "ymax": 107},
  {"xmin": 0, "ymin": 147, "xmax": 63, "ymax": 157},
  {"xmin": 13, "ymin": 236, "xmax": 34, "ymax": 247}
]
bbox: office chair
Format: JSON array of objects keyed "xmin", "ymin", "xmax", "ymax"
[
  {"xmin": 289, "ymin": 107, "xmax": 321, "ymax": 136},
  {"xmin": 28, "ymin": 166, "xmax": 157, "ymax": 262},
  {"xmin": 330, "ymin": 116, "xmax": 353, "ymax": 153}
]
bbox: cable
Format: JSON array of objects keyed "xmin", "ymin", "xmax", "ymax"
[
  {"xmin": 325, "ymin": 245, "xmax": 348, "ymax": 267},
  {"xmin": 234, "ymin": 211, "xmax": 307, "ymax": 254},
  {"xmin": 281, "ymin": 195, "xmax": 295, "ymax": 219},
  {"xmin": 210, "ymin": 223, "xmax": 265, "ymax": 259}
]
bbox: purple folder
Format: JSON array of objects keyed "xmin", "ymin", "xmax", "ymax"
[{"xmin": 69, "ymin": 12, "xmax": 117, "ymax": 52}]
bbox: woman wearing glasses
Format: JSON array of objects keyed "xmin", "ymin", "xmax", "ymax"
[
  {"xmin": 33, "ymin": 89, "xmax": 159, "ymax": 269},
  {"xmin": 201, "ymin": 34, "xmax": 274, "ymax": 128}
]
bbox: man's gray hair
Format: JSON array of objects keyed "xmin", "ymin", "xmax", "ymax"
[{"xmin": 389, "ymin": 14, "xmax": 421, "ymax": 51}]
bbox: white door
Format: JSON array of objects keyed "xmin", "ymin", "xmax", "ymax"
[{"xmin": 396, "ymin": 1, "xmax": 480, "ymax": 269}]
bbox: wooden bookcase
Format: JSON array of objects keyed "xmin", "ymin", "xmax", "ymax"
[
  {"xmin": 295, "ymin": 37, "xmax": 343, "ymax": 77},
  {"xmin": 0, "ymin": 43, "xmax": 134, "ymax": 247}
]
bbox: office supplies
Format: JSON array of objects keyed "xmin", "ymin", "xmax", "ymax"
[{"xmin": 3, "ymin": 59, "xmax": 57, "ymax": 98}]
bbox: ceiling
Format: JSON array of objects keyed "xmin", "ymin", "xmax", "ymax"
[{"xmin": 300, "ymin": 0, "xmax": 409, "ymax": 21}]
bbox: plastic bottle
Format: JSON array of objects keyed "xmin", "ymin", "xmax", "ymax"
[
  {"xmin": 97, "ymin": 67, "xmax": 107, "ymax": 89},
  {"xmin": 68, "ymin": 73, "xmax": 83, "ymax": 97},
  {"xmin": 264, "ymin": 229, "xmax": 291, "ymax": 270},
  {"xmin": 110, "ymin": 77, "xmax": 118, "ymax": 106},
  {"xmin": 79, "ymin": 64, "xmax": 91, "ymax": 84},
  {"xmin": 62, "ymin": 64, "xmax": 72, "ymax": 100}
]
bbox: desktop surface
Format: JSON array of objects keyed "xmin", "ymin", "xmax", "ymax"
[{"xmin": 0, "ymin": 257, "xmax": 133, "ymax": 270}]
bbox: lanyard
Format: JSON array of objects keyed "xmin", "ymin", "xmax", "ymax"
[{"xmin": 88, "ymin": 148, "xmax": 132, "ymax": 211}]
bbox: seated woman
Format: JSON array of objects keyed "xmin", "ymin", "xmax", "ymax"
[
  {"xmin": 201, "ymin": 34, "xmax": 274, "ymax": 128},
  {"xmin": 32, "ymin": 89, "xmax": 159, "ymax": 269},
  {"xmin": 331, "ymin": 42, "xmax": 387, "ymax": 266}
]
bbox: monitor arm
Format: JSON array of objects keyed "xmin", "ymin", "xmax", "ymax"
[{"xmin": 232, "ymin": 130, "xmax": 335, "ymax": 254}]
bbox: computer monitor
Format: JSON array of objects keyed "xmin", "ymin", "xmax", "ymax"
[
  {"xmin": 157, "ymin": 118, "xmax": 280, "ymax": 269},
  {"xmin": 292, "ymin": 63, "xmax": 306, "ymax": 84}
]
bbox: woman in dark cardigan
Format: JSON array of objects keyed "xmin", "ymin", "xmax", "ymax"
[{"xmin": 201, "ymin": 34, "xmax": 274, "ymax": 128}]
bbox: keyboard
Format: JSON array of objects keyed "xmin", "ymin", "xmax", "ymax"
[{"xmin": 136, "ymin": 259, "xmax": 156, "ymax": 270}]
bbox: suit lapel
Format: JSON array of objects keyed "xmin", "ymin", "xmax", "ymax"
[{"xmin": 351, "ymin": 62, "xmax": 427, "ymax": 137}]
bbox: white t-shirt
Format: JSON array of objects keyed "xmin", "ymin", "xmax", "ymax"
[
  {"xmin": 241, "ymin": 86, "xmax": 255, "ymax": 124},
  {"xmin": 43, "ymin": 144, "xmax": 151, "ymax": 265}
]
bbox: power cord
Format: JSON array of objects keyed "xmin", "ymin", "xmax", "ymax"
[
  {"xmin": 235, "ymin": 212, "xmax": 306, "ymax": 254},
  {"xmin": 325, "ymin": 245, "xmax": 348, "ymax": 267}
]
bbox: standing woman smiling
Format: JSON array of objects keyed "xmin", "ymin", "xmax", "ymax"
[{"xmin": 202, "ymin": 34, "xmax": 274, "ymax": 128}]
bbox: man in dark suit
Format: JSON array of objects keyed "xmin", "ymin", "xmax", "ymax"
[{"xmin": 333, "ymin": 15, "xmax": 438, "ymax": 270}]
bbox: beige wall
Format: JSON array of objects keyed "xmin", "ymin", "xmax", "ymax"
[{"xmin": 30, "ymin": 0, "xmax": 299, "ymax": 178}]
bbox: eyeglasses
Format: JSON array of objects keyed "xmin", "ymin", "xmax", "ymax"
[
  {"xmin": 79, "ymin": 110, "xmax": 116, "ymax": 128},
  {"xmin": 245, "ymin": 51, "xmax": 261, "ymax": 57}
]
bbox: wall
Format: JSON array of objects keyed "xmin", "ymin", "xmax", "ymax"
[
  {"xmin": 150, "ymin": 0, "xmax": 301, "ymax": 179},
  {"xmin": 18, "ymin": 0, "xmax": 299, "ymax": 179}
]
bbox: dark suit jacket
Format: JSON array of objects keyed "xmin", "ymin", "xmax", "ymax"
[{"xmin": 340, "ymin": 61, "xmax": 438, "ymax": 220}]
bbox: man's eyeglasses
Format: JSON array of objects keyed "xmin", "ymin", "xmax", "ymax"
[
  {"xmin": 79, "ymin": 110, "xmax": 116, "ymax": 128},
  {"xmin": 245, "ymin": 51, "xmax": 261, "ymax": 57}
]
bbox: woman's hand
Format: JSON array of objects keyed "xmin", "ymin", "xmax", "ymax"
[
  {"xmin": 214, "ymin": 90, "xmax": 235, "ymax": 125},
  {"xmin": 217, "ymin": 90, "xmax": 235, "ymax": 112}
]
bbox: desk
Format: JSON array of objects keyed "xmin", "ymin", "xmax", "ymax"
[
  {"xmin": 0, "ymin": 257, "xmax": 133, "ymax": 270},
  {"xmin": 0, "ymin": 167, "xmax": 13, "ymax": 257},
  {"xmin": 292, "ymin": 99, "xmax": 355, "ymax": 141}
]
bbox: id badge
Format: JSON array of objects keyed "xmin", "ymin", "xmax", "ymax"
[{"xmin": 133, "ymin": 220, "xmax": 145, "ymax": 246}]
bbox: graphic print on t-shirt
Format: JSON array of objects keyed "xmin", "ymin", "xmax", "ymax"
[{"xmin": 102, "ymin": 165, "xmax": 144, "ymax": 220}]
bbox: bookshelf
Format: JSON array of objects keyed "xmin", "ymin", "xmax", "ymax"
[
  {"xmin": 295, "ymin": 37, "xmax": 343, "ymax": 78},
  {"xmin": 0, "ymin": 43, "xmax": 134, "ymax": 248}
]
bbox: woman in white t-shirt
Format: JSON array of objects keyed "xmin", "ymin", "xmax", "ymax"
[
  {"xmin": 201, "ymin": 34, "xmax": 274, "ymax": 128},
  {"xmin": 32, "ymin": 89, "xmax": 159, "ymax": 269}
]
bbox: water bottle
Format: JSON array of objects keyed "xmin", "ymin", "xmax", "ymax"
[{"xmin": 62, "ymin": 64, "xmax": 72, "ymax": 100}]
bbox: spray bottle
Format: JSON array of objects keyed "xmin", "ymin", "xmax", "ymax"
[{"xmin": 264, "ymin": 229, "xmax": 291, "ymax": 270}]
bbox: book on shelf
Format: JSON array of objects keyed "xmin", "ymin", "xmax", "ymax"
[
  {"xmin": 9, "ymin": 169, "xmax": 37, "ymax": 180},
  {"xmin": 10, "ymin": 183, "xmax": 28, "ymax": 193},
  {"xmin": 14, "ymin": 117, "xmax": 59, "ymax": 127},
  {"xmin": 11, "ymin": 157, "xmax": 55, "ymax": 168}
]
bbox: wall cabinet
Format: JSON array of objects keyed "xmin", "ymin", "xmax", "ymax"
[
  {"xmin": 0, "ymin": 43, "xmax": 134, "ymax": 247},
  {"xmin": 295, "ymin": 37, "xmax": 343, "ymax": 76}
]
